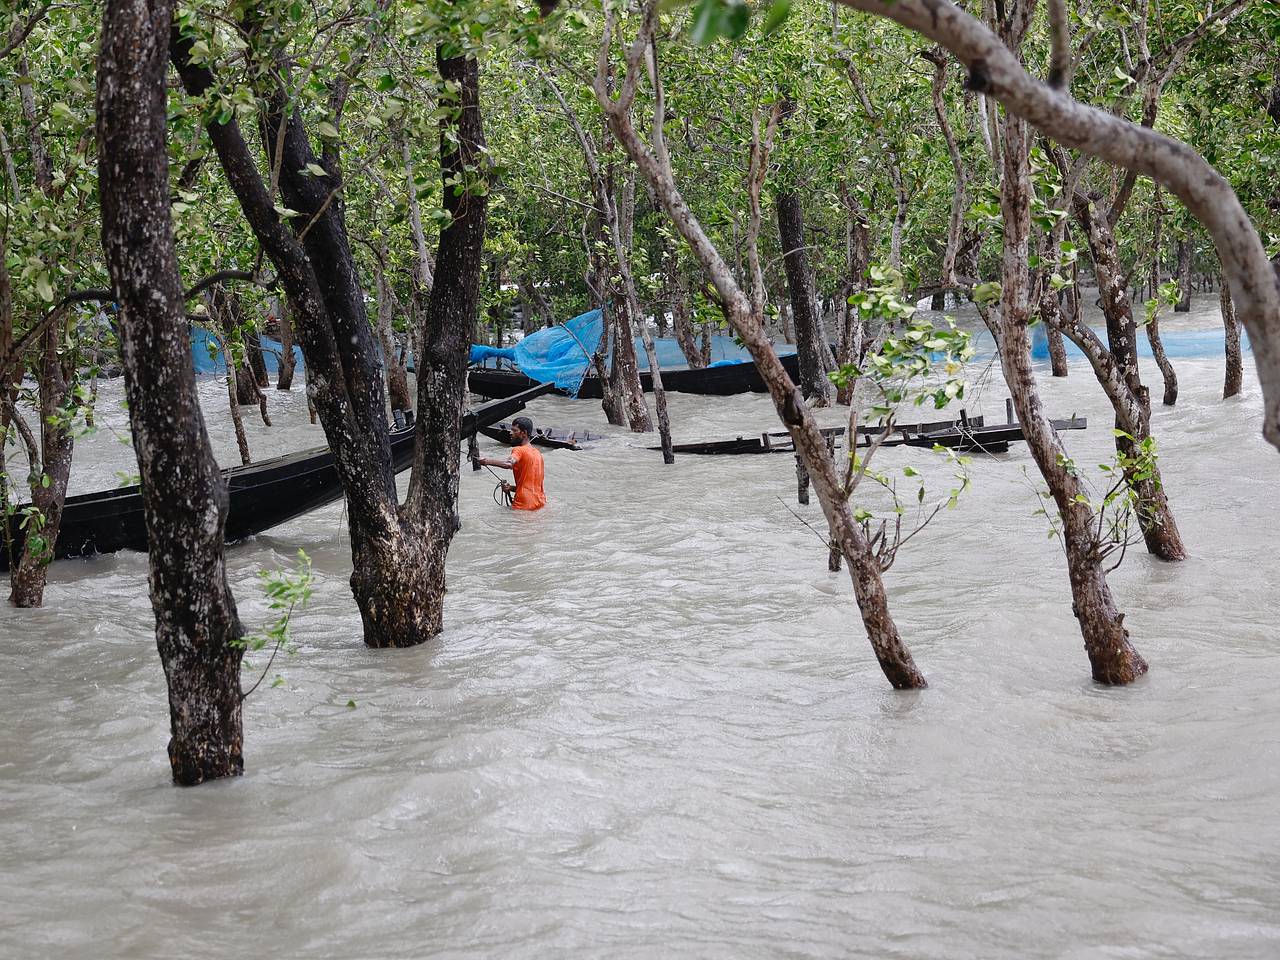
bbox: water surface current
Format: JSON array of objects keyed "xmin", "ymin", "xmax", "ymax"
[{"xmin": 2, "ymin": 297, "xmax": 1277, "ymax": 958}]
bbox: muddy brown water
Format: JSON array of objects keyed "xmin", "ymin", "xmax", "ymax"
[{"xmin": 2, "ymin": 297, "xmax": 1278, "ymax": 958}]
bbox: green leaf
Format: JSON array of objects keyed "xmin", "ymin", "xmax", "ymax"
[
  {"xmin": 689, "ymin": 0, "xmax": 720, "ymax": 44},
  {"xmin": 35, "ymin": 273, "xmax": 54, "ymax": 303},
  {"xmin": 303, "ymin": 163, "xmax": 328, "ymax": 177},
  {"xmin": 760, "ymin": 0, "xmax": 792, "ymax": 35}
]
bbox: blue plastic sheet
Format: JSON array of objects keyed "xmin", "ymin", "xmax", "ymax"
[
  {"xmin": 190, "ymin": 326, "xmax": 305, "ymax": 376},
  {"xmin": 471, "ymin": 309, "xmax": 777, "ymax": 396},
  {"xmin": 1030, "ymin": 323, "xmax": 1251, "ymax": 362}
]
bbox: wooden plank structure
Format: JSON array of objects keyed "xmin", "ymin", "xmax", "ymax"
[{"xmin": 652, "ymin": 402, "xmax": 1087, "ymax": 457}]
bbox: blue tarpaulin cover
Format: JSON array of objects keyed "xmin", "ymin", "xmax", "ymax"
[
  {"xmin": 191, "ymin": 326, "xmax": 304, "ymax": 376},
  {"xmin": 468, "ymin": 309, "xmax": 778, "ymax": 396},
  {"xmin": 1030, "ymin": 323, "xmax": 1251, "ymax": 362}
]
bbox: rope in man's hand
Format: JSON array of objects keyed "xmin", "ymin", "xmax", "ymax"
[{"xmin": 471, "ymin": 451, "xmax": 514, "ymax": 507}]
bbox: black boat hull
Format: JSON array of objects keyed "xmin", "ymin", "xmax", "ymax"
[
  {"xmin": 1, "ymin": 384, "xmax": 552, "ymax": 570},
  {"xmin": 477, "ymin": 423, "xmax": 603, "ymax": 451},
  {"xmin": 468, "ymin": 352, "xmax": 801, "ymax": 400}
]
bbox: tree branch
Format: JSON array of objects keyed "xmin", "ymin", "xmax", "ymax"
[{"xmin": 834, "ymin": 0, "xmax": 1280, "ymax": 450}]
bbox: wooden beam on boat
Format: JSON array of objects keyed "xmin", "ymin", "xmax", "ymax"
[{"xmin": 1, "ymin": 382, "xmax": 555, "ymax": 570}]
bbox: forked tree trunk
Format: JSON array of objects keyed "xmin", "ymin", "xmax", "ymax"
[
  {"xmin": 995, "ymin": 116, "xmax": 1146, "ymax": 685},
  {"xmin": 1073, "ymin": 196, "xmax": 1186, "ymax": 562},
  {"xmin": 1221, "ymin": 281, "xmax": 1242, "ymax": 399},
  {"xmin": 99, "ymin": 0, "xmax": 245, "ymax": 783},
  {"xmin": 173, "ymin": 22, "xmax": 441, "ymax": 648},
  {"xmin": 380, "ymin": 47, "xmax": 492, "ymax": 646}
]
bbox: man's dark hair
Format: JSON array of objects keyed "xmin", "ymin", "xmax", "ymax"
[{"xmin": 512, "ymin": 416, "xmax": 534, "ymax": 436}]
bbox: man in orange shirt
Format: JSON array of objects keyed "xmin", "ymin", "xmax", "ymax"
[{"xmin": 474, "ymin": 416, "xmax": 547, "ymax": 510}]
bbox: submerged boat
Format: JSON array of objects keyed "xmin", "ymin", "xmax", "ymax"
[
  {"xmin": 656, "ymin": 407, "xmax": 1087, "ymax": 456},
  {"xmin": 467, "ymin": 354, "xmax": 801, "ymax": 400},
  {"xmin": 0, "ymin": 384, "xmax": 552, "ymax": 570},
  {"xmin": 468, "ymin": 308, "xmax": 799, "ymax": 399}
]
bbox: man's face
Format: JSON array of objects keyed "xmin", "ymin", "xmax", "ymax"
[{"xmin": 511, "ymin": 424, "xmax": 528, "ymax": 444}]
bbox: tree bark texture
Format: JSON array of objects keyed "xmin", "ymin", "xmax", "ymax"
[
  {"xmin": 993, "ymin": 115, "xmax": 1147, "ymax": 685},
  {"xmin": 1221, "ymin": 281, "xmax": 1242, "ymax": 399},
  {"xmin": 775, "ymin": 97, "xmax": 832, "ymax": 407},
  {"xmin": 1175, "ymin": 238, "xmax": 1193, "ymax": 312},
  {"xmin": 390, "ymin": 48, "xmax": 491, "ymax": 644},
  {"xmin": 99, "ymin": 0, "xmax": 245, "ymax": 783},
  {"xmin": 1073, "ymin": 197, "xmax": 1186, "ymax": 562},
  {"xmin": 776, "ymin": 190, "xmax": 831, "ymax": 406},
  {"xmin": 275, "ymin": 299, "xmax": 297, "ymax": 390},
  {"xmin": 373, "ymin": 253, "xmax": 412, "ymax": 414},
  {"xmin": 7, "ymin": 325, "xmax": 73, "ymax": 608}
]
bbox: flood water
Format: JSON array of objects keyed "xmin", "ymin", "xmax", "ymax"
[{"xmin": 2, "ymin": 296, "xmax": 1278, "ymax": 958}]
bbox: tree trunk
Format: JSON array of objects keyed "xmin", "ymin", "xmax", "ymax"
[
  {"xmin": 775, "ymin": 194, "xmax": 831, "ymax": 403},
  {"xmin": 7, "ymin": 54, "xmax": 75, "ymax": 609},
  {"xmin": 996, "ymin": 116, "xmax": 1147, "ymax": 685},
  {"xmin": 246, "ymin": 329, "xmax": 268, "ymax": 387},
  {"xmin": 610, "ymin": 292, "xmax": 652, "ymax": 432},
  {"xmin": 661, "ymin": 236, "xmax": 705, "ymax": 368},
  {"xmin": 8, "ymin": 326, "xmax": 74, "ymax": 608},
  {"xmin": 173, "ymin": 24, "xmax": 436, "ymax": 648},
  {"xmin": 1036, "ymin": 253, "xmax": 1070, "ymax": 378},
  {"xmin": 1175, "ymin": 238, "xmax": 1193, "ymax": 312},
  {"xmin": 1222, "ymin": 281, "xmax": 1242, "ymax": 399},
  {"xmin": 100, "ymin": 0, "xmax": 245, "ymax": 784},
  {"xmin": 836, "ymin": 188, "xmax": 871, "ymax": 405},
  {"xmin": 382, "ymin": 47, "xmax": 492, "ymax": 646},
  {"xmin": 776, "ymin": 99, "xmax": 831, "ymax": 407},
  {"xmin": 1147, "ymin": 191, "xmax": 1177, "ymax": 405},
  {"xmin": 1073, "ymin": 195, "xmax": 1186, "ymax": 562},
  {"xmin": 1145, "ymin": 313, "xmax": 1178, "ymax": 406},
  {"xmin": 373, "ymin": 252, "xmax": 412, "ymax": 414},
  {"xmin": 223, "ymin": 346, "xmax": 252, "ymax": 466},
  {"xmin": 276, "ymin": 299, "xmax": 297, "ymax": 390},
  {"xmin": 599, "ymin": 51, "xmax": 925, "ymax": 690}
]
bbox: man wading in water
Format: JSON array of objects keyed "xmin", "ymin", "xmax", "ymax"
[{"xmin": 474, "ymin": 416, "xmax": 547, "ymax": 510}]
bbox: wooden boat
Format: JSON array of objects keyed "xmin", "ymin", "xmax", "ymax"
[
  {"xmin": 0, "ymin": 383, "xmax": 553, "ymax": 570},
  {"xmin": 477, "ymin": 422, "xmax": 604, "ymax": 451},
  {"xmin": 656, "ymin": 406, "xmax": 1087, "ymax": 456},
  {"xmin": 468, "ymin": 352, "xmax": 802, "ymax": 400}
]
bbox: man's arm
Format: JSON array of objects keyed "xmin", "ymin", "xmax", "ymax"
[{"xmin": 475, "ymin": 456, "xmax": 514, "ymax": 470}]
